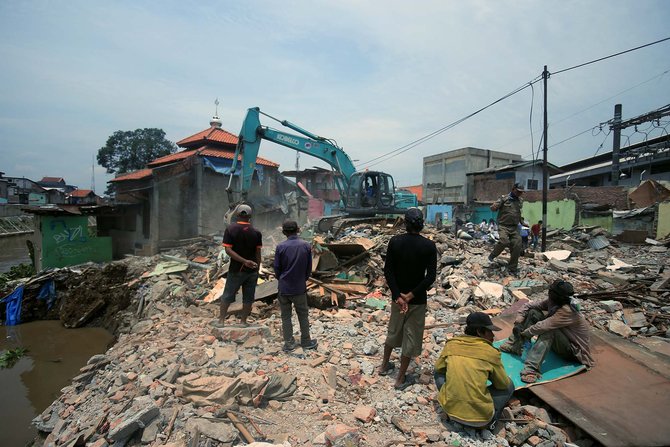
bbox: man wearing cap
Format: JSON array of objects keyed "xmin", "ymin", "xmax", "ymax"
[
  {"xmin": 500, "ymin": 279, "xmax": 594, "ymax": 383},
  {"xmin": 274, "ymin": 220, "xmax": 318, "ymax": 352},
  {"xmin": 378, "ymin": 208, "xmax": 437, "ymax": 390},
  {"xmin": 434, "ymin": 312, "xmax": 514, "ymax": 429},
  {"xmin": 213, "ymin": 204, "xmax": 262, "ymax": 327},
  {"xmin": 488, "ymin": 183, "xmax": 525, "ymax": 274}
]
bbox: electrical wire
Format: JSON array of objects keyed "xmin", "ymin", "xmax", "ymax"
[
  {"xmin": 552, "ymin": 37, "xmax": 670, "ymax": 76},
  {"xmin": 357, "ymin": 75, "xmax": 543, "ymax": 169}
]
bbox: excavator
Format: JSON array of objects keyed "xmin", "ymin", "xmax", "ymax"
[{"xmin": 225, "ymin": 107, "xmax": 415, "ymax": 231}]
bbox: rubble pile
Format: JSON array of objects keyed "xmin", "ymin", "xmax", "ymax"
[{"xmin": 10, "ymin": 221, "xmax": 670, "ymax": 446}]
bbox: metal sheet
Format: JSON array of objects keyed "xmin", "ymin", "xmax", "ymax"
[{"xmin": 530, "ymin": 331, "xmax": 670, "ymax": 447}]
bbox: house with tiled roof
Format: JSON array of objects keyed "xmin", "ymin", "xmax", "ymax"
[
  {"xmin": 104, "ymin": 115, "xmax": 293, "ymax": 256},
  {"xmin": 68, "ymin": 189, "xmax": 99, "ymax": 205}
]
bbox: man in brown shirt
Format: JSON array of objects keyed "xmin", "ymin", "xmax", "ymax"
[
  {"xmin": 500, "ymin": 279, "xmax": 594, "ymax": 383},
  {"xmin": 488, "ymin": 183, "xmax": 525, "ymax": 274}
]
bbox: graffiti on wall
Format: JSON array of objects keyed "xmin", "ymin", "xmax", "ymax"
[{"xmin": 42, "ymin": 216, "xmax": 111, "ymax": 268}]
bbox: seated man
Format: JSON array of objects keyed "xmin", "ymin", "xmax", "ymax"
[
  {"xmin": 500, "ymin": 279, "xmax": 594, "ymax": 383},
  {"xmin": 434, "ymin": 312, "xmax": 514, "ymax": 429}
]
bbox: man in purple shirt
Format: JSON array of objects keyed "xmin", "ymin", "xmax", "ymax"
[{"xmin": 274, "ymin": 220, "xmax": 318, "ymax": 352}]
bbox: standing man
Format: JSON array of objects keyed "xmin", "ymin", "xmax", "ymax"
[
  {"xmin": 213, "ymin": 204, "xmax": 262, "ymax": 328},
  {"xmin": 488, "ymin": 183, "xmax": 525, "ymax": 274},
  {"xmin": 434, "ymin": 312, "xmax": 514, "ymax": 429},
  {"xmin": 274, "ymin": 220, "xmax": 318, "ymax": 352},
  {"xmin": 531, "ymin": 220, "xmax": 542, "ymax": 250},
  {"xmin": 379, "ymin": 208, "xmax": 437, "ymax": 390}
]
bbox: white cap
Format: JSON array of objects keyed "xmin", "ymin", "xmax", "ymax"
[{"xmin": 236, "ymin": 204, "xmax": 252, "ymax": 217}]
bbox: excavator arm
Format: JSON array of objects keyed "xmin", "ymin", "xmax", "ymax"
[{"xmin": 226, "ymin": 107, "xmax": 356, "ymax": 206}]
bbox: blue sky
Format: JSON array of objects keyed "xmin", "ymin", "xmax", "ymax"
[{"xmin": 1, "ymin": 0, "xmax": 669, "ymax": 193}]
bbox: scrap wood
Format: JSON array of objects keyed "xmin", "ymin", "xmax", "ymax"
[
  {"xmin": 226, "ymin": 411, "xmax": 255, "ymax": 443},
  {"xmin": 163, "ymin": 407, "xmax": 179, "ymax": 443}
]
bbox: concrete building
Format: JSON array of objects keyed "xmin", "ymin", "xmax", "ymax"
[
  {"xmin": 104, "ymin": 116, "xmax": 291, "ymax": 256},
  {"xmin": 423, "ymin": 147, "xmax": 522, "ymax": 204},
  {"xmin": 468, "ymin": 160, "xmax": 562, "ymax": 203}
]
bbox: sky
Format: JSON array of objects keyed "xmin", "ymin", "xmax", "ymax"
[{"xmin": 1, "ymin": 0, "xmax": 669, "ymax": 194}]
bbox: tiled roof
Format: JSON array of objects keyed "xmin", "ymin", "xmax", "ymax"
[
  {"xmin": 69, "ymin": 189, "xmax": 95, "ymax": 198},
  {"xmin": 148, "ymin": 146, "xmax": 279, "ymax": 168},
  {"xmin": 176, "ymin": 126, "xmax": 238, "ymax": 147},
  {"xmin": 110, "ymin": 168, "xmax": 154, "ymax": 183},
  {"xmin": 40, "ymin": 176, "xmax": 64, "ymax": 183}
]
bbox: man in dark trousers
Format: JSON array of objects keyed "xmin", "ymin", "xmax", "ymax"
[
  {"xmin": 488, "ymin": 183, "xmax": 525, "ymax": 274},
  {"xmin": 274, "ymin": 220, "xmax": 318, "ymax": 352},
  {"xmin": 213, "ymin": 204, "xmax": 262, "ymax": 327},
  {"xmin": 379, "ymin": 208, "xmax": 437, "ymax": 390}
]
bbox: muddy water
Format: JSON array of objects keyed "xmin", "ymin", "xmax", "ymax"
[{"xmin": 0, "ymin": 321, "xmax": 114, "ymax": 446}]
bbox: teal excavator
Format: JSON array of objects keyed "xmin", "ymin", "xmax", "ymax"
[{"xmin": 226, "ymin": 107, "xmax": 415, "ymax": 229}]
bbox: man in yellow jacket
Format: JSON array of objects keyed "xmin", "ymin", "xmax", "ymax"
[{"xmin": 434, "ymin": 312, "xmax": 514, "ymax": 428}]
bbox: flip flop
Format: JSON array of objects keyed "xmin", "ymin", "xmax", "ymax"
[
  {"xmin": 520, "ymin": 371, "xmax": 541, "ymax": 384},
  {"xmin": 378, "ymin": 361, "xmax": 395, "ymax": 376},
  {"xmin": 394, "ymin": 375, "xmax": 416, "ymax": 391}
]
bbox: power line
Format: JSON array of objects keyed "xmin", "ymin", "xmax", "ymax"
[
  {"xmin": 552, "ymin": 37, "xmax": 670, "ymax": 75},
  {"xmin": 358, "ymin": 76, "xmax": 542, "ymax": 169}
]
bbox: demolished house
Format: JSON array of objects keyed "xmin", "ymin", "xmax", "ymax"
[
  {"xmin": 3, "ymin": 208, "xmax": 670, "ymax": 447},
  {"xmin": 103, "ymin": 116, "xmax": 298, "ymax": 256}
]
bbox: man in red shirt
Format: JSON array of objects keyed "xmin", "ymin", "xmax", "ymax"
[
  {"xmin": 531, "ymin": 220, "xmax": 542, "ymax": 250},
  {"xmin": 213, "ymin": 204, "xmax": 262, "ymax": 327}
]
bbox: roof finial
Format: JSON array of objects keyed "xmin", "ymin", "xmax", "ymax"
[{"xmin": 210, "ymin": 98, "xmax": 222, "ymax": 128}]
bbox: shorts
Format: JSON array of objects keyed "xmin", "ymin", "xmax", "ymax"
[
  {"xmin": 385, "ymin": 302, "xmax": 426, "ymax": 358},
  {"xmin": 221, "ymin": 271, "xmax": 258, "ymax": 304}
]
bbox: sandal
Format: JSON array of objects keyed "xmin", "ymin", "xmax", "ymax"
[
  {"xmin": 378, "ymin": 361, "xmax": 395, "ymax": 376},
  {"xmin": 394, "ymin": 375, "xmax": 416, "ymax": 391},
  {"xmin": 520, "ymin": 370, "xmax": 541, "ymax": 384}
]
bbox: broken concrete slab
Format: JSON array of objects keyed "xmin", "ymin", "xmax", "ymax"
[
  {"xmin": 608, "ymin": 320, "xmax": 635, "ymax": 338},
  {"xmin": 108, "ymin": 396, "xmax": 159, "ymax": 442},
  {"xmin": 211, "ymin": 325, "xmax": 271, "ymax": 344},
  {"xmin": 542, "ymin": 250, "xmax": 572, "ymax": 261}
]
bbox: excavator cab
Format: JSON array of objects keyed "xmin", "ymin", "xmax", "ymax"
[{"xmin": 345, "ymin": 171, "xmax": 396, "ymax": 216}]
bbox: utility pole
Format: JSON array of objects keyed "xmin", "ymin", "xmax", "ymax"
[
  {"xmin": 541, "ymin": 65, "xmax": 549, "ymax": 252},
  {"xmin": 611, "ymin": 104, "xmax": 622, "ymax": 186}
]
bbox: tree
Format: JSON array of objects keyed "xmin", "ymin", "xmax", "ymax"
[{"xmin": 97, "ymin": 128, "xmax": 178, "ymax": 175}]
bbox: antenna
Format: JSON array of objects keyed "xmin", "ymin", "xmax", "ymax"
[{"xmin": 91, "ymin": 153, "xmax": 95, "ymax": 192}]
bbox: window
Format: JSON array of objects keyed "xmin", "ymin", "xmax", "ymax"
[{"xmin": 527, "ymin": 179, "xmax": 539, "ymax": 190}]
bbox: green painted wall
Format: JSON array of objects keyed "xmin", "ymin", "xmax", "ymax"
[
  {"xmin": 580, "ymin": 215, "xmax": 613, "ymax": 232},
  {"xmin": 522, "ymin": 199, "xmax": 576, "ymax": 230},
  {"xmin": 41, "ymin": 215, "xmax": 112, "ymax": 268},
  {"xmin": 658, "ymin": 202, "xmax": 670, "ymax": 239}
]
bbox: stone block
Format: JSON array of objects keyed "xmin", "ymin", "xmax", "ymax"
[
  {"xmin": 353, "ymin": 405, "xmax": 376, "ymax": 423},
  {"xmin": 212, "ymin": 325, "xmax": 271, "ymax": 344},
  {"xmin": 542, "ymin": 250, "xmax": 572, "ymax": 261},
  {"xmin": 324, "ymin": 423, "xmax": 360, "ymax": 447},
  {"xmin": 608, "ymin": 320, "xmax": 635, "ymax": 337},
  {"xmin": 475, "ymin": 281, "xmax": 504, "ymax": 299},
  {"xmin": 599, "ymin": 300, "xmax": 623, "ymax": 313},
  {"xmin": 108, "ymin": 396, "xmax": 160, "ymax": 442}
]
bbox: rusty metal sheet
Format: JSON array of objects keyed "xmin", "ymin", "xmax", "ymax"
[{"xmin": 530, "ymin": 330, "xmax": 670, "ymax": 447}]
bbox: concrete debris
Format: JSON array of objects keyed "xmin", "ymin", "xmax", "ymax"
[{"xmin": 6, "ymin": 223, "xmax": 667, "ymax": 447}]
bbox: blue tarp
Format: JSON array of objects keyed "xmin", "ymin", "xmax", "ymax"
[
  {"xmin": 1, "ymin": 285, "xmax": 25, "ymax": 326},
  {"xmin": 202, "ymin": 156, "xmax": 264, "ymax": 183},
  {"xmin": 36, "ymin": 279, "xmax": 56, "ymax": 310},
  {"xmin": 494, "ymin": 339, "xmax": 586, "ymax": 389}
]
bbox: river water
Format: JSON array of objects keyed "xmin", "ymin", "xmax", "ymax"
[{"xmin": 0, "ymin": 321, "xmax": 114, "ymax": 446}]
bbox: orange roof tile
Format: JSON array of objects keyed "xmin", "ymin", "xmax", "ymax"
[
  {"xmin": 148, "ymin": 146, "xmax": 279, "ymax": 168},
  {"xmin": 69, "ymin": 189, "xmax": 95, "ymax": 198},
  {"xmin": 110, "ymin": 168, "xmax": 154, "ymax": 182},
  {"xmin": 177, "ymin": 126, "xmax": 238, "ymax": 147}
]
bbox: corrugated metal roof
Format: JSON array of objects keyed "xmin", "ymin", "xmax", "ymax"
[
  {"xmin": 176, "ymin": 126, "xmax": 238, "ymax": 146},
  {"xmin": 110, "ymin": 168, "xmax": 154, "ymax": 182},
  {"xmin": 587, "ymin": 235, "xmax": 610, "ymax": 250}
]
